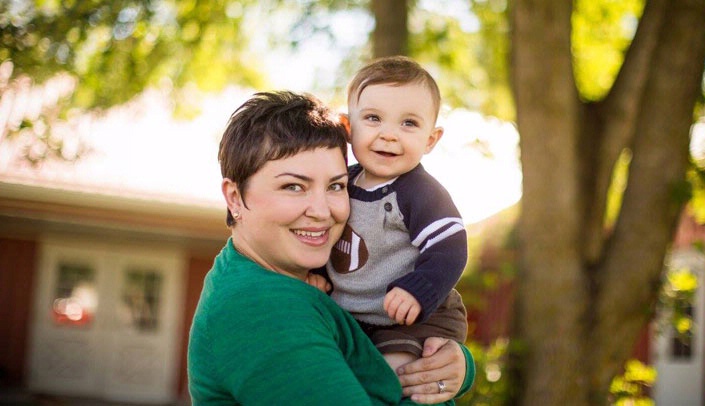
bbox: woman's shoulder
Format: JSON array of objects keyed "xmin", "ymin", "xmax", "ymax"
[
  {"xmin": 211, "ymin": 261, "xmax": 338, "ymax": 317},
  {"xmin": 196, "ymin": 243, "xmax": 350, "ymax": 339}
]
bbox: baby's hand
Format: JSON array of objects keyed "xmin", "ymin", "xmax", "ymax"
[
  {"xmin": 384, "ymin": 287, "xmax": 421, "ymax": 325},
  {"xmin": 306, "ymin": 272, "xmax": 332, "ymax": 293}
]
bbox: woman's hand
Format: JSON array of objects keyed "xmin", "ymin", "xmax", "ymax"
[{"xmin": 396, "ymin": 337, "xmax": 466, "ymax": 404}]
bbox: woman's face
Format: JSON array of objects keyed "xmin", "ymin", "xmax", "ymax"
[{"xmin": 225, "ymin": 147, "xmax": 349, "ymax": 279}]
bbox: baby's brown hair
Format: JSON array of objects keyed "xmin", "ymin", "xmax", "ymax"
[{"xmin": 347, "ymin": 56, "xmax": 441, "ymax": 120}]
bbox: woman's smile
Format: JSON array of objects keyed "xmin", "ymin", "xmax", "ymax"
[{"xmin": 292, "ymin": 227, "xmax": 330, "ymax": 246}]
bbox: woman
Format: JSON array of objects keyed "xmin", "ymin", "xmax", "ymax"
[{"xmin": 187, "ymin": 91, "xmax": 475, "ymax": 405}]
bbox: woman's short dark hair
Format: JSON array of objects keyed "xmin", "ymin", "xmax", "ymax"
[{"xmin": 218, "ymin": 91, "xmax": 348, "ymax": 226}]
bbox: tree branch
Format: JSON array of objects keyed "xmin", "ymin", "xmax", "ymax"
[
  {"xmin": 590, "ymin": 0, "xmax": 705, "ymax": 396},
  {"xmin": 582, "ymin": 0, "xmax": 669, "ymax": 264}
]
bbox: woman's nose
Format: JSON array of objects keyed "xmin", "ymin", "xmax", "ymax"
[{"xmin": 305, "ymin": 190, "xmax": 332, "ymax": 219}]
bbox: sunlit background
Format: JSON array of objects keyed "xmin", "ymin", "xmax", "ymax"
[
  {"xmin": 0, "ymin": 25, "xmax": 524, "ymax": 226},
  {"xmin": 3, "ymin": 1, "xmax": 705, "ymax": 405}
]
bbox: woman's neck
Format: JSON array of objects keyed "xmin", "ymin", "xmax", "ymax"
[{"xmin": 230, "ymin": 235, "xmax": 306, "ymax": 280}]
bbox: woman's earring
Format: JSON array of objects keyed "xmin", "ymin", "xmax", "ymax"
[{"xmin": 232, "ymin": 211, "xmax": 241, "ymax": 221}]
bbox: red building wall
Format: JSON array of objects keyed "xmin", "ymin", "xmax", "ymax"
[
  {"xmin": 0, "ymin": 238, "xmax": 37, "ymax": 386},
  {"xmin": 177, "ymin": 256, "xmax": 213, "ymax": 400}
]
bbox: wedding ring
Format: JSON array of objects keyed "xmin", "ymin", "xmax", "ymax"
[{"xmin": 437, "ymin": 380, "xmax": 447, "ymax": 393}]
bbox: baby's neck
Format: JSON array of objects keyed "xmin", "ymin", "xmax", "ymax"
[{"xmin": 355, "ymin": 169, "xmax": 397, "ymax": 191}]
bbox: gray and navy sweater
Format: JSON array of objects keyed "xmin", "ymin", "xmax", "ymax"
[{"xmin": 325, "ymin": 163, "xmax": 468, "ymax": 326}]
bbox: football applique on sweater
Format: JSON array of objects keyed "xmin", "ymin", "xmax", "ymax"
[{"xmin": 330, "ymin": 223, "xmax": 369, "ymax": 274}]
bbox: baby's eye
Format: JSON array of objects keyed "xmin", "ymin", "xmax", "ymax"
[
  {"xmin": 364, "ymin": 114, "xmax": 380, "ymax": 122},
  {"xmin": 283, "ymin": 184, "xmax": 304, "ymax": 192},
  {"xmin": 402, "ymin": 119, "xmax": 419, "ymax": 127}
]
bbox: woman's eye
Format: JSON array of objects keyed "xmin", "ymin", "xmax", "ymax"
[
  {"xmin": 364, "ymin": 114, "xmax": 380, "ymax": 122},
  {"xmin": 329, "ymin": 182, "xmax": 347, "ymax": 192},
  {"xmin": 283, "ymin": 184, "xmax": 304, "ymax": 192}
]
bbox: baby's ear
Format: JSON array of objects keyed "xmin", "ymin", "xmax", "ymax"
[
  {"xmin": 339, "ymin": 113, "xmax": 352, "ymax": 142},
  {"xmin": 425, "ymin": 126, "xmax": 444, "ymax": 153}
]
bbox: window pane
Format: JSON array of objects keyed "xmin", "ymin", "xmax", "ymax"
[
  {"xmin": 671, "ymin": 302, "xmax": 694, "ymax": 360},
  {"xmin": 120, "ymin": 269, "xmax": 162, "ymax": 332},
  {"xmin": 52, "ymin": 263, "xmax": 97, "ymax": 327}
]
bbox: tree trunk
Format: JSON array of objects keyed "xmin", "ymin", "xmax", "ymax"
[
  {"xmin": 590, "ymin": 0, "xmax": 705, "ymax": 400},
  {"xmin": 372, "ymin": 0, "xmax": 408, "ymax": 58},
  {"xmin": 511, "ymin": 0, "xmax": 705, "ymax": 404},
  {"xmin": 511, "ymin": 0, "xmax": 588, "ymax": 403}
]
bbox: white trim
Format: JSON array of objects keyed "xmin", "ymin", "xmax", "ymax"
[
  {"xmin": 653, "ymin": 248, "xmax": 705, "ymax": 405},
  {"xmin": 411, "ymin": 217, "xmax": 464, "ymax": 248}
]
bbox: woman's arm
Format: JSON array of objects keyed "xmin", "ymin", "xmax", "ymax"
[
  {"xmin": 396, "ymin": 338, "xmax": 476, "ymax": 404},
  {"xmin": 232, "ymin": 338, "xmax": 380, "ymax": 405},
  {"xmin": 213, "ymin": 285, "xmax": 407, "ymax": 405}
]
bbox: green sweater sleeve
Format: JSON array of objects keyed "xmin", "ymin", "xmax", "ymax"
[{"xmin": 456, "ymin": 343, "xmax": 476, "ymax": 399}]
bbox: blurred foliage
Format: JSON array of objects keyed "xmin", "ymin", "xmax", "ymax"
[
  {"xmin": 572, "ymin": 0, "xmax": 644, "ymax": 101},
  {"xmin": 0, "ymin": 0, "xmax": 264, "ymax": 108},
  {"xmin": 657, "ymin": 266, "xmax": 698, "ymax": 344},
  {"xmin": 458, "ymin": 340, "xmax": 658, "ymax": 405},
  {"xmin": 411, "ymin": 0, "xmax": 647, "ymax": 120},
  {"xmin": 687, "ymin": 151, "xmax": 705, "ymax": 223},
  {"xmin": 456, "ymin": 210, "xmax": 517, "ymax": 405},
  {"xmin": 0, "ymin": 0, "xmax": 673, "ymax": 135},
  {"xmin": 458, "ymin": 204, "xmax": 518, "ymax": 312},
  {"xmin": 604, "ymin": 149, "xmax": 632, "ymax": 229},
  {"xmin": 0, "ymin": 0, "xmax": 268, "ymax": 164},
  {"xmin": 608, "ymin": 360, "xmax": 657, "ymax": 406},
  {"xmin": 411, "ymin": 0, "xmax": 513, "ymax": 121},
  {"xmin": 456, "ymin": 339, "xmax": 512, "ymax": 406}
]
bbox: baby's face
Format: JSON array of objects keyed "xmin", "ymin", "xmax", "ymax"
[{"xmin": 347, "ymin": 82, "xmax": 443, "ymax": 189}]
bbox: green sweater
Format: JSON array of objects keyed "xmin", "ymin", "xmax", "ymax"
[{"xmin": 188, "ymin": 239, "xmax": 475, "ymax": 405}]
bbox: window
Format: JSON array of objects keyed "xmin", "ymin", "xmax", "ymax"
[
  {"xmin": 671, "ymin": 301, "xmax": 694, "ymax": 360},
  {"xmin": 119, "ymin": 269, "xmax": 163, "ymax": 331},
  {"xmin": 51, "ymin": 263, "xmax": 98, "ymax": 327}
]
